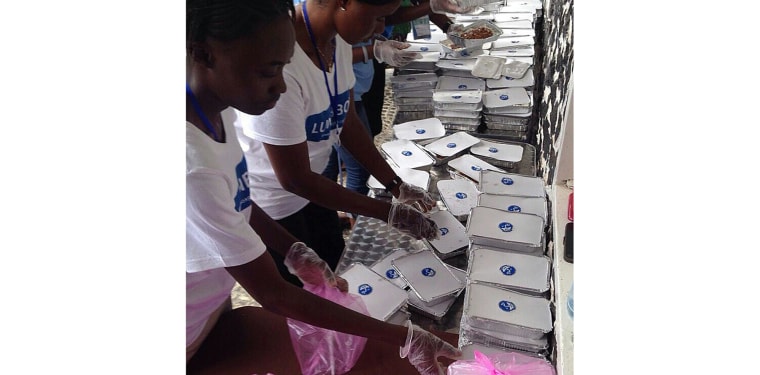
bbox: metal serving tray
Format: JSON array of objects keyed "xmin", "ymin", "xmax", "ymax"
[
  {"xmin": 370, "ymin": 248, "xmax": 411, "ymax": 290},
  {"xmin": 477, "ymin": 194, "xmax": 547, "ymax": 225},
  {"xmin": 406, "ymin": 265, "xmax": 466, "ymax": 321},
  {"xmin": 392, "ymin": 249, "xmax": 465, "ymax": 306},
  {"xmin": 393, "ymin": 117, "xmax": 446, "ymax": 142},
  {"xmin": 381, "ymin": 139, "xmax": 435, "ymax": 170},
  {"xmin": 465, "ymin": 207, "xmax": 544, "ymax": 254},
  {"xmin": 338, "ymin": 263, "xmax": 408, "ymax": 322},
  {"xmin": 467, "ymin": 247, "xmax": 551, "ymax": 296},
  {"xmin": 437, "ymin": 179, "xmax": 480, "ymax": 221},
  {"xmin": 462, "ymin": 282, "xmax": 553, "ymax": 339},
  {"xmin": 478, "ymin": 170, "xmax": 545, "ymax": 197},
  {"xmin": 425, "ymin": 210, "xmax": 469, "ymax": 258}
]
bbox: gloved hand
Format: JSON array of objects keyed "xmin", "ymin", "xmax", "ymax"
[
  {"xmin": 284, "ymin": 242, "xmax": 348, "ymax": 292},
  {"xmin": 373, "ymin": 39, "xmax": 422, "ymax": 67},
  {"xmin": 397, "ymin": 182, "xmax": 437, "ymax": 212},
  {"xmin": 399, "ymin": 321, "xmax": 462, "ymax": 375},
  {"xmin": 388, "ymin": 203, "xmax": 439, "ymax": 240},
  {"xmin": 430, "ymin": 0, "xmax": 478, "ymax": 14}
]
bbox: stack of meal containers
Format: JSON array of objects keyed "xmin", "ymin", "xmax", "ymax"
[
  {"xmin": 390, "ymin": 72, "xmax": 438, "ymax": 124},
  {"xmin": 432, "ymin": 76, "xmax": 486, "ymax": 132}
]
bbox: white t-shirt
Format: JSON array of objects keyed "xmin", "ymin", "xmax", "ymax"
[
  {"xmin": 234, "ymin": 36, "xmax": 356, "ymax": 220},
  {"xmin": 186, "ymin": 118, "xmax": 267, "ymax": 347}
]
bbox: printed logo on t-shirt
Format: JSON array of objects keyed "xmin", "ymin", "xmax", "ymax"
[
  {"xmin": 235, "ymin": 157, "xmax": 252, "ymax": 212},
  {"xmin": 304, "ymin": 90, "xmax": 351, "ymax": 142}
]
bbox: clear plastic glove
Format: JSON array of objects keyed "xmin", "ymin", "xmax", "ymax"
[
  {"xmin": 430, "ymin": 0, "xmax": 478, "ymax": 14},
  {"xmin": 400, "ymin": 321, "xmax": 462, "ymax": 375},
  {"xmin": 388, "ymin": 203, "xmax": 439, "ymax": 240},
  {"xmin": 397, "ymin": 182, "xmax": 437, "ymax": 212},
  {"xmin": 284, "ymin": 242, "xmax": 348, "ymax": 292},
  {"xmin": 373, "ymin": 39, "xmax": 422, "ymax": 67}
]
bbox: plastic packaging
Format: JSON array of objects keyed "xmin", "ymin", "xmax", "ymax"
[
  {"xmin": 447, "ymin": 350, "xmax": 556, "ymax": 375},
  {"xmin": 286, "ymin": 283, "xmax": 369, "ymax": 375}
]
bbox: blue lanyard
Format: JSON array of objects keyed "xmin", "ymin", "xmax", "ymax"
[
  {"xmin": 302, "ymin": 1, "xmax": 339, "ymax": 127},
  {"xmin": 186, "ymin": 83, "xmax": 220, "ymax": 142}
]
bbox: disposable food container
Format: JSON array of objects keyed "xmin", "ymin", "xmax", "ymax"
[
  {"xmin": 393, "ymin": 117, "xmax": 446, "ymax": 142},
  {"xmin": 436, "ymin": 58, "xmax": 478, "ymax": 72},
  {"xmin": 488, "ymin": 46, "xmax": 534, "ymax": 57},
  {"xmin": 435, "ymin": 76, "xmax": 486, "ymax": 92},
  {"xmin": 338, "ymin": 263, "xmax": 408, "ymax": 321},
  {"xmin": 493, "ymin": 12, "xmax": 535, "ymax": 23},
  {"xmin": 442, "ymin": 123, "xmax": 480, "ymax": 133},
  {"xmin": 462, "ymin": 282, "xmax": 552, "ymax": 339},
  {"xmin": 486, "ymin": 66, "xmax": 534, "ymax": 89},
  {"xmin": 406, "ymin": 265, "xmax": 466, "ymax": 321},
  {"xmin": 392, "ymin": 250, "xmax": 465, "ymax": 306},
  {"xmin": 437, "ymin": 178, "xmax": 480, "ymax": 221},
  {"xmin": 432, "ymin": 90, "xmax": 483, "ymax": 112},
  {"xmin": 459, "ymin": 321, "xmax": 550, "ymax": 355},
  {"xmin": 381, "ymin": 139, "xmax": 435, "ymax": 170},
  {"xmin": 390, "ymin": 72, "xmax": 439, "ymax": 91},
  {"xmin": 424, "ymin": 131, "xmax": 481, "ymax": 158},
  {"xmin": 425, "ymin": 210, "xmax": 469, "ymax": 258},
  {"xmin": 436, "ymin": 116, "xmax": 482, "ymax": 127},
  {"xmin": 367, "ymin": 164, "xmax": 431, "ymax": 196},
  {"xmin": 465, "ymin": 207, "xmax": 544, "ymax": 253},
  {"xmin": 476, "ymin": 194, "xmax": 547, "ymax": 225},
  {"xmin": 433, "ymin": 108, "xmax": 482, "ymax": 119},
  {"xmin": 447, "ymin": 154, "xmax": 505, "ymax": 183},
  {"xmin": 478, "ymin": 170, "xmax": 545, "ymax": 197},
  {"xmin": 394, "ymin": 110, "xmax": 435, "ymax": 126},
  {"xmin": 493, "ymin": 20, "xmax": 533, "ymax": 29},
  {"xmin": 483, "ymin": 88, "xmax": 531, "ymax": 111},
  {"xmin": 470, "ymin": 140, "xmax": 522, "ymax": 166},
  {"xmin": 370, "ymin": 248, "xmax": 411, "ymax": 290},
  {"xmin": 472, "ymin": 55, "xmax": 506, "ymax": 80},
  {"xmin": 448, "ymin": 20, "xmax": 503, "ymax": 49},
  {"xmin": 467, "ymin": 247, "xmax": 551, "ymax": 295}
]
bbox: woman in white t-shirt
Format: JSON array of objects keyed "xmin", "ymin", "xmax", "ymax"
[
  {"xmin": 186, "ymin": 0, "xmax": 460, "ymax": 373},
  {"xmin": 233, "ymin": 0, "xmax": 441, "ymax": 286}
]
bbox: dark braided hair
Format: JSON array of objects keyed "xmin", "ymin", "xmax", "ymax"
[{"xmin": 187, "ymin": 0, "xmax": 295, "ymax": 45}]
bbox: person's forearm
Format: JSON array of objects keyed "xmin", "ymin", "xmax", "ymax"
[
  {"xmin": 351, "ymin": 44, "xmax": 375, "ymax": 64},
  {"xmin": 247, "ymin": 202, "xmax": 300, "ymax": 258},
  {"xmin": 340, "ymin": 115, "xmax": 402, "ymax": 197},
  {"xmin": 386, "ymin": 1, "xmax": 432, "ymax": 25}
]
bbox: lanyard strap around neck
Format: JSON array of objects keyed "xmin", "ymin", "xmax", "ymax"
[
  {"xmin": 302, "ymin": 1, "xmax": 339, "ymax": 128},
  {"xmin": 186, "ymin": 83, "xmax": 220, "ymax": 142}
]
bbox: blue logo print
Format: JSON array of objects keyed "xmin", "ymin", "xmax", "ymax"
[
  {"xmin": 511, "ymin": 40, "xmax": 520, "ymax": 43},
  {"xmin": 454, "ymin": 63, "xmax": 463, "ymax": 66},
  {"xmin": 500, "ymin": 94, "xmax": 509, "ymax": 100},
  {"xmin": 421, "ymin": 47, "xmax": 429, "ymax": 51},
  {"xmin": 461, "ymin": 50, "xmax": 469, "ymax": 56},
  {"xmin": 415, "ymin": 129, "xmax": 426, "ymax": 134},
  {"xmin": 455, "ymin": 192, "xmax": 467, "ymax": 199},
  {"xmin": 407, "ymin": 77, "xmax": 417, "ymax": 81},
  {"xmin": 499, "ymin": 222, "xmax": 513, "ymax": 232},
  {"xmin": 471, "ymin": 165, "xmax": 482, "ymax": 171},
  {"xmin": 458, "ymin": 84, "xmax": 467, "ymax": 89},
  {"xmin": 507, "ymin": 205, "xmax": 521, "ymax": 212},
  {"xmin": 499, "ymin": 300, "xmax": 516, "ymax": 312},
  {"xmin": 402, "ymin": 150, "xmax": 413, "ymax": 156},
  {"xmin": 421, "ymin": 267, "xmax": 436, "ymax": 277},
  {"xmin": 501, "ymin": 177, "xmax": 514, "ymax": 185},
  {"xmin": 500, "ymin": 265, "xmax": 516, "ymax": 276},
  {"xmin": 488, "ymin": 147, "xmax": 498, "ymax": 153},
  {"xmin": 386, "ymin": 269, "xmax": 399, "ymax": 279},
  {"xmin": 439, "ymin": 227, "xmax": 449, "ymax": 236},
  {"xmin": 447, "ymin": 142, "xmax": 457, "ymax": 148},
  {"xmin": 505, "ymin": 77, "xmax": 514, "ymax": 81},
  {"xmin": 452, "ymin": 95, "xmax": 462, "ymax": 99},
  {"xmin": 358, "ymin": 284, "xmax": 373, "ymax": 295}
]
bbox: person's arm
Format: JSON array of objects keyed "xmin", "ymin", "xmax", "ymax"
[
  {"xmin": 351, "ymin": 43, "xmax": 374, "ymax": 64},
  {"xmin": 385, "ymin": 0, "xmax": 434, "ymax": 26}
]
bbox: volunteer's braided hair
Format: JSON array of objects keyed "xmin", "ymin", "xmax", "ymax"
[{"xmin": 187, "ymin": 0, "xmax": 295, "ymax": 45}]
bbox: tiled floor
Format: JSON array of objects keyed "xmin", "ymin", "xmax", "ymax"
[{"xmin": 231, "ymin": 69, "xmax": 398, "ymax": 309}]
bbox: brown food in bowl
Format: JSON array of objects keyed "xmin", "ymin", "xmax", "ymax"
[{"xmin": 460, "ymin": 27, "xmax": 493, "ymax": 39}]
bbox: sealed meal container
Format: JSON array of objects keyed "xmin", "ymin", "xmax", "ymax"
[
  {"xmin": 394, "ymin": 110, "xmax": 435, "ymax": 124},
  {"xmin": 472, "ymin": 55, "xmax": 506, "ymax": 80},
  {"xmin": 407, "ymin": 265, "xmax": 466, "ymax": 321},
  {"xmin": 439, "ymin": 39, "xmax": 488, "ymax": 59},
  {"xmin": 448, "ymin": 20, "xmax": 503, "ymax": 49},
  {"xmin": 386, "ymin": 308, "xmax": 411, "ymax": 326},
  {"xmin": 483, "ymin": 88, "xmax": 531, "ymax": 111},
  {"xmin": 493, "ymin": 19, "xmax": 533, "ymax": 30},
  {"xmin": 488, "ymin": 46, "xmax": 534, "ymax": 57},
  {"xmin": 433, "ymin": 108, "xmax": 481, "ymax": 119},
  {"xmin": 338, "ymin": 263, "xmax": 408, "ymax": 321},
  {"xmin": 481, "ymin": 128, "xmax": 528, "ymax": 142},
  {"xmin": 437, "ymin": 179, "xmax": 480, "ymax": 221},
  {"xmin": 381, "ymin": 139, "xmax": 435, "ymax": 170},
  {"xmin": 493, "ymin": 12, "xmax": 535, "ymax": 24},
  {"xmin": 478, "ymin": 170, "xmax": 545, "ymax": 197},
  {"xmin": 394, "ymin": 96, "xmax": 433, "ymax": 105},
  {"xmin": 436, "ymin": 76, "xmax": 486, "ymax": 92},
  {"xmin": 367, "ymin": 165, "xmax": 430, "ymax": 197},
  {"xmin": 470, "ymin": 140, "xmax": 523, "ymax": 169},
  {"xmin": 458, "ymin": 341, "xmax": 547, "ymax": 361},
  {"xmin": 425, "ymin": 210, "xmax": 469, "ymax": 258},
  {"xmin": 432, "ymin": 90, "xmax": 483, "ymax": 112},
  {"xmin": 484, "ymin": 119, "xmax": 530, "ymax": 131},
  {"xmin": 467, "ymin": 246, "xmax": 551, "ymax": 295},
  {"xmin": 425, "ymin": 131, "xmax": 481, "ymax": 159},
  {"xmin": 370, "ymin": 248, "xmax": 411, "ymax": 290},
  {"xmin": 393, "ymin": 117, "xmax": 446, "ymax": 142},
  {"xmin": 459, "ymin": 321, "xmax": 550, "ymax": 355},
  {"xmin": 465, "ymin": 206, "xmax": 544, "ymax": 254},
  {"xmin": 491, "ymin": 36, "xmax": 535, "ymax": 50},
  {"xmin": 435, "ymin": 58, "xmax": 478, "ymax": 72},
  {"xmin": 477, "ymin": 193, "xmax": 547, "ymax": 225},
  {"xmin": 405, "ymin": 42, "xmax": 444, "ymax": 54},
  {"xmin": 391, "ymin": 249, "xmax": 465, "ymax": 306},
  {"xmin": 436, "ymin": 116, "xmax": 482, "ymax": 127},
  {"xmin": 483, "ymin": 111, "xmax": 531, "ymax": 123},
  {"xmin": 448, "ymin": 154, "xmax": 505, "ymax": 183},
  {"xmin": 462, "ymin": 282, "xmax": 552, "ymax": 339},
  {"xmin": 487, "ymin": 69, "xmax": 534, "ymax": 89},
  {"xmin": 390, "ymin": 72, "xmax": 439, "ymax": 91}
]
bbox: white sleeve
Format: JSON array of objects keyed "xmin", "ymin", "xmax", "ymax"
[
  {"xmin": 186, "ymin": 169, "xmax": 267, "ymax": 273},
  {"xmin": 244, "ymin": 72, "xmax": 307, "ymax": 146}
]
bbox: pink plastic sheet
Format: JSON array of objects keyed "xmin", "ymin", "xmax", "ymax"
[{"xmin": 447, "ymin": 350, "xmax": 556, "ymax": 375}]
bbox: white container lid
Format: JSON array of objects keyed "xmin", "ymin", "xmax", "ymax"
[
  {"xmin": 427, "ymin": 210, "xmax": 469, "ymax": 254},
  {"xmin": 477, "ymin": 194, "xmax": 547, "ymax": 224},
  {"xmin": 435, "ymin": 59, "xmax": 477, "ymax": 72},
  {"xmin": 468, "ymin": 247, "xmax": 550, "ymax": 293},
  {"xmin": 493, "ymin": 12, "xmax": 534, "ymax": 23},
  {"xmin": 338, "ymin": 263, "xmax": 408, "ymax": 321},
  {"xmin": 465, "ymin": 207, "xmax": 544, "ymax": 247},
  {"xmin": 498, "ymin": 28, "xmax": 536, "ymax": 37},
  {"xmin": 465, "ymin": 282, "xmax": 552, "ymax": 332},
  {"xmin": 437, "ymin": 179, "xmax": 480, "ymax": 218},
  {"xmin": 432, "ymin": 89, "xmax": 483, "ymax": 104},
  {"xmin": 381, "ymin": 139, "xmax": 435, "ymax": 169},
  {"xmin": 488, "ymin": 47, "xmax": 534, "ymax": 57},
  {"xmin": 487, "ymin": 70, "xmax": 534, "ymax": 89},
  {"xmin": 436, "ymin": 76, "xmax": 486, "ymax": 92},
  {"xmin": 491, "ymin": 36, "xmax": 535, "ymax": 49},
  {"xmin": 407, "ymin": 265, "xmax": 466, "ymax": 317},
  {"xmin": 472, "ymin": 55, "xmax": 506, "ymax": 80},
  {"xmin": 470, "ymin": 140, "xmax": 523, "ymax": 162},
  {"xmin": 392, "ymin": 250, "xmax": 464, "ymax": 304},
  {"xmin": 483, "ymin": 88, "xmax": 530, "ymax": 109},
  {"xmin": 502, "ymin": 59, "xmax": 532, "ymax": 79},
  {"xmin": 405, "ymin": 43, "xmax": 444, "ymax": 53},
  {"xmin": 493, "ymin": 20, "xmax": 533, "ymax": 29},
  {"xmin": 393, "ymin": 117, "xmax": 446, "ymax": 141},
  {"xmin": 367, "ymin": 164, "xmax": 430, "ymax": 192},
  {"xmin": 370, "ymin": 248, "xmax": 411, "ymax": 290},
  {"xmin": 390, "ymin": 72, "xmax": 439, "ymax": 85},
  {"xmin": 478, "ymin": 170, "xmax": 544, "ymax": 197},
  {"xmin": 448, "ymin": 154, "xmax": 505, "ymax": 182},
  {"xmin": 424, "ymin": 131, "xmax": 481, "ymax": 157}
]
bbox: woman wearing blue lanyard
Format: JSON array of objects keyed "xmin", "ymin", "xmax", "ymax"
[{"xmin": 233, "ymin": 0, "xmax": 442, "ymax": 287}]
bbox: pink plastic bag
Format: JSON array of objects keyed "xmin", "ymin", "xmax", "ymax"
[
  {"xmin": 286, "ymin": 283, "xmax": 369, "ymax": 375},
  {"xmin": 447, "ymin": 350, "xmax": 556, "ymax": 375}
]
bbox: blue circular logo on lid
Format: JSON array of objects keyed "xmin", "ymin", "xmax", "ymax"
[
  {"xmin": 402, "ymin": 150, "xmax": 413, "ymax": 156},
  {"xmin": 505, "ymin": 77, "xmax": 515, "ymax": 81},
  {"xmin": 500, "ymin": 265, "xmax": 516, "ymax": 276},
  {"xmin": 458, "ymin": 84, "xmax": 467, "ymax": 89},
  {"xmin": 455, "ymin": 192, "xmax": 467, "ymax": 199},
  {"xmin": 407, "ymin": 77, "xmax": 417, "ymax": 81},
  {"xmin": 452, "ymin": 95, "xmax": 462, "ymax": 99},
  {"xmin": 507, "ymin": 50, "xmax": 517, "ymax": 53},
  {"xmin": 358, "ymin": 283, "xmax": 373, "ymax": 295},
  {"xmin": 499, "ymin": 222, "xmax": 513, "ymax": 232},
  {"xmin": 511, "ymin": 16, "xmax": 519, "ymax": 19},
  {"xmin": 500, "ymin": 94, "xmax": 509, "ymax": 100},
  {"xmin": 501, "ymin": 177, "xmax": 514, "ymax": 185},
  {"xmin": 386, "ymin": 269, "xmax": 399, "ymax": 279},
  {"xmin": 439, "ymin": 227, "xmax": 449, "ymax": 236},
  {"xmin": 488, "ymin": 147, "xmax": 498, "ymax": 153},
  {"xmin": 454, "ymin": 63, "xmax": 463, "ymax": 66},
  {"xmin": 507, "ymin": 205, "xmax": 521, "ymax": 212},
  {"xmin": 499, "ymin": 300, "xmax": 516, "ymax": 312},
  {"xmin": 471, "ymin": 165, "xmax": 482, "ymax": 171},
  {"xmin": 421, "ymin": 47, "xmax": 429, "ymax": 51},
  {"xmin": 511, "ymin": 40, "xmax": 520, "ymax": 43},
  {"xmin": 416, "ymin": 129, "xmax": 426, "ymax": 134},
  {"xmin": 447, "ymin": 142, "xmax": 457, "ymax": 148},
  {"xmin": 461, "ymin": 50, "xmax": 469, "ymax": 56},
  {"xmin": 421, "ymin": 267, "xmax": 436, "ymax": 277}
]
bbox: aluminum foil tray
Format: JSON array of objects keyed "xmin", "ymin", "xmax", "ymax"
[
  {"xmin": 338, "ymin": 263, "xmax": 409, "ymax": 322},
  {"xmin": 437, "ymin": 178, "xmax": 480, "ymax": 221},
  {"xmin": 462, "ymin": 282, "xmax": 552, "ymax": 339},
  {"xmin": 478, "ymin": 170, "xmax": 545, "ymax": 197},
  {"xmin": 448, "ymin": 20, "xmax": 503, "ymax": 49},
  {"xmin": 336, "ymin": 215, "xmax": 426, "ymax": 274},
  {"xmin": 370, "ymin": 248, "xmax": 411, "ymax": 290},
  {"xmin": 424, "ymin": 131, "xmax": 481, "ymax": 158},
  {"xmin": 477, "ymin": 193, "xmax": 547, "ymax": 225},
  {"xmin": 394, "ymin": 110, "xmax": 435, "ymax": 124},
  {"xmin": 442, "ymin": 123, "xmax": 480, "ymax": 132},
  {"xmin": 425, "ymin": 210, "xmax": 469, "ymax": 258},
  {"xmin": 392, "ymin": 249, "xmax": 465, "ymax": 306},
  {"xmin": 465, "ymin": 207, "xmax": 545, "ymax": 254},
  {"xmin": 484, "ymin": 121, "xmax": 529, "ymax": 132},
  {"xmin": 480, "ymin": 128, "xmax": 528, "ymax": 142},
  {"xmin": 407, "ymin": 265, "xmax": 466, "ymax": 321},
  {"xmin": 458, "ymin": 342, "xmax": 548, "ymax": 361},
  {"xmin": 434, "ymin": 108, "xmax": 482, "ymax": 119},
  {"xmin": 396, "ymin": 103, "xmax": 435, "ymax": 112},
  {"xmin": 436, "ymin": 116, "xmax": 482, "ymax": 126},
  {"xmin": 459, "ymin": 322, "xmax": 550, "ymax": 355},
  {"xmin": 467, "ymin": 246, "xmax": 551, "ymax": 296}
]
